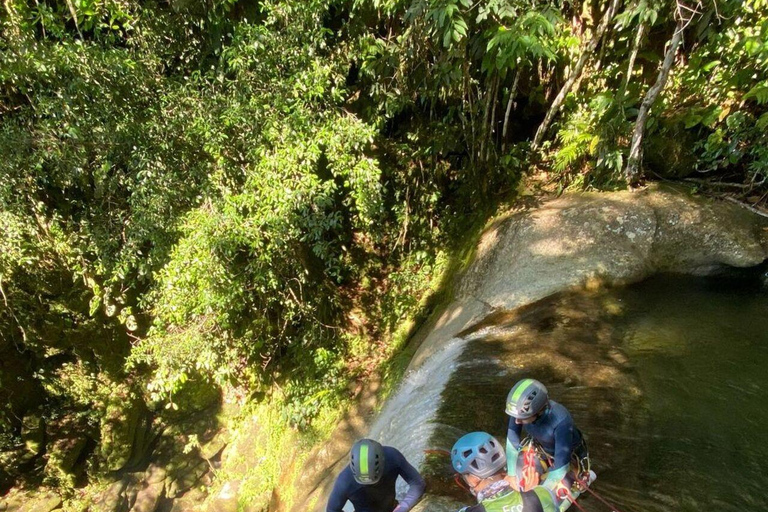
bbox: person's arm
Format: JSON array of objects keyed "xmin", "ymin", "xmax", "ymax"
[
  {"xmin": 326, "ymin": 473, "xmax": 350, "ymax": 512},
  {"xmin": 542, "ymin": 422, "xmax": 574, "ymax": 489},
  {"xmin": 506, "ymin": 417, "xmax": 523, "ymax": 476},
  {"xmin": 393, "ymin": 450, "xmax": 426, "ymax": 512}
]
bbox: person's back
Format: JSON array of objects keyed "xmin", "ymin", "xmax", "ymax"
[{"xmin": 326, "ymin": 441, "xmax": 425, "ymax": 512}]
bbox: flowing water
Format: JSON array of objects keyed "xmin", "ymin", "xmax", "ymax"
[{"xmin": 370, "ymin": 271, "xmax": 768, "ymax": 512}]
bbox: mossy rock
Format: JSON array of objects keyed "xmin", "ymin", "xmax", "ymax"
[
  {"xmin": 91, "ymin": 478, "xmax": 130, "ymax": 512},
  {"xmin": 0, "ymin": 446, "xmax": 39, "ymax": 478},
  {"xmin": 21, "ymin": 411, "xmax": 45, "ymax": 456},
  {"xmin": 0, "ymin": 491, "xmax": 62, "ymax": 512},
  {"xmin": 165, "ymin": 455, "xmax": 209, "ymax": 499},
  {"xmin": 100, "ymin": 387, "xmax": 154, "ymax": 472},
  {"xmin": 200, "ymin": 429, "xmax": 228, "ymax": 461},
  {"xmin": 206, "ymin": 480, "xmax": 240, "ymax": 512},
  {"xmin": 45, "ymin": 435, "xmax": 88, "ymax": 487},
  {"xmin": 129, "ymin": 465, "xmax": 166, "ymax": 512}
]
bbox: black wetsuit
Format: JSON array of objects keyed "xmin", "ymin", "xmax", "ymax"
[{"xmin": 326, "ymin": 446, "xmax": 426, "ymax": 512}]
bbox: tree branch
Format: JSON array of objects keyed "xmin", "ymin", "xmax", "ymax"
[
  {"xmin": 532, "ymin": 0, "xmax": 622, "ymax": 149},
  {"xmin": 625, "ymin": 15, "xmax": 685, "ymax": 185}
]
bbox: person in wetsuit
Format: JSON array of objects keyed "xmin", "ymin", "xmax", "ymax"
[
  {"xmin": 326, "ymin": 438, "xmax": 425, "ymax": 512},
  {"xmin": 451, "ymin": 431, "xmax": 559, "ymax": 512},
  {"xmin": 505, "ymin": 379, "xmax": 589, "ymax": 492}
]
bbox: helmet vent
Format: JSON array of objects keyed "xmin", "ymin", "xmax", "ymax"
[
  {"xmin": 479, "ymin": 447, "xmax": 488, "ymax": 454},
  {"xmin": 491, "ymin": 453, "xmax": 500, "ymax": 462},
  {"xmin": 463, "ymin": 450, "xmax": 473, "ymax": 458}
]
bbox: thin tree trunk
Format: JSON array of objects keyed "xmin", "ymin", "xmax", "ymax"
[
  {"xmin": 487, "ymin": 74, "xmax": 500, "ymax": 161},
  {"xmin": 64, "ymin": 0, "xmax": 84, "ymax": 39},
  {"xmin": 502, "ymin": 70, "xmax": 521, "ymax": 152},
  {"xmin": 532, "ymin": 0, "xmax": 622, "ymax": 150},
  {"xmin": 621, "ymin": 20, "xmax": 646, "ymax": 95},
  {"xmin": 625, "ymin": 21, "xmax": 684, "ymax": 185},
  {"xmin": 479, "ymin": 74, "xmax": 497, "ymax": 162},
  {"xmin": 463, "ymin": 61, "xmax": 477, "ymax": 165}
]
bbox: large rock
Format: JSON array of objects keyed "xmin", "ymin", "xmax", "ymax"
[
  {"xmin": 165, "ymin": 456, "xmax": 208, "ymax": 499},
  {"xmin": 91, "ymin": 477, "xmax": 133, "ymax": 512},
  {"xmin": 45, "ymin": 420, "xmax": 89, "ymax": 488},
  {"xmin": 0, "ymin": 490, "xmax": 62, "ymax": 512},
  {"xmin": 457, "ymin": 187, "xmax": 768, "ymax": 313},
  {"xmin": 206, "ymin": 480, "xmax": 240, "ymax": 512},
  {"xmin": 128, "ymin": 464, "xmax": 166, "ymax": 512},
  {"xmin": 100, "ymin": 386, "xmax": 154, "ymax": 472},
  {"xmin": 166, "ymin": 488, "xmax": 208, "ymax": 511}
]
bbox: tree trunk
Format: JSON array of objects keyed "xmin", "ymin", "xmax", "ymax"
[
  {"xmin": 621, "ymin": 20, "xmax": 646, "ymax": 96},
  {"xmin": 479, "ymin": 74, "xmax": 498, "ymax": 163},
  {"xmin": 532, "ymin": 0, "xmax": 622, "ymax": 150},
  {"xmin": 625, "ymin": 21, "xmax": 684, "ymax": 185},
  {"xmin": 502, "ymin": 70, "xmax": 521, "ymax": 152},
  {"xmin": 487, "ymin": 74, "xmax": 501, "ymax": 161}
]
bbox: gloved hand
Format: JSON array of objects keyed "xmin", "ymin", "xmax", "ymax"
[{"xmin": 392, "ymin": 504, "xmax": 409, "ymax": 512}]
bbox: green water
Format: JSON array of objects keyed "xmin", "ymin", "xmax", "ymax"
[{"xmin": 433, "ymin": 272, "xmax": 768, "ymax": 512}]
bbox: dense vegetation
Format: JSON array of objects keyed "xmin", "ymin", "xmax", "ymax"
[{"xmin": 1, "ymin": 0, "xmax": 766, "ymax": 505}]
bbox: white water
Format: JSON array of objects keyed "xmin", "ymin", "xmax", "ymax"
[{"xmin": 363, "ymin": 326, "xmax": 507, "ymax": 502}]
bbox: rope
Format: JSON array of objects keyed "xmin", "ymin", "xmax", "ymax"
[
  {"xmin": 563, "ymin": 489, "xmax": 589, "ymax": 512},
  {"xmin": 583, "ymin": 486, "xmax": 626, "ymax": 512},
  {"xmin": 454, "ymin": 474, "xmax": 472, "ymax": 493}
]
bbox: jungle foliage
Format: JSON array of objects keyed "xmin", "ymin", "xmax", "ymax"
[{"xmin": 1, "ymin": 0, "xmax": 767, "ymax": 497}]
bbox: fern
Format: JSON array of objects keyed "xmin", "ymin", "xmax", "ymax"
[{"xmin": 744, "ymin": 82, "xmax": 768, "ymax": 104}]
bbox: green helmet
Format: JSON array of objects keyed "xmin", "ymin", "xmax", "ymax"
[
  {"xmin": 506, "ymin": 379, "xmax": 549, "ymax": 420},
  {"xmin": 350, "ymin": 439, "xmax": 385, "ymax": 484}
]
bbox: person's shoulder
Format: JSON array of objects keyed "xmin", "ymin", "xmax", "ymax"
[
  {"xmin": 334, "ymin": 465, "xmax": 355, "ymax": 488},
  {"xmin": 383, "ymin": 446, "xmax": 411, "ymax": 469},
  {"xmin": 383, "ymin": 446, "xmax": 405, "ymax": 459},
  {"xmin": 548, "ymin": 400, "xmax": 574, "ymax": 426},
  {"xmin": 549, "ymin": 400, "xmax": 572, "ymax": 416}
]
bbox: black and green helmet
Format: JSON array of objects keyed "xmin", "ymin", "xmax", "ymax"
[
  {"xmin": 350, "ymin": 439, "xmax": 385, "ymax": 484},
  {"xmin": 506, "ymin": 378, "xmax": 549, "ymax": 420}
]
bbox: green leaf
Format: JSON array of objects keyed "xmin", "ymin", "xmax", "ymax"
[
  {"xmin": 757, "ymin": 113, "xmax": 768, "ymax": 131},
  {"xmin": 744, "ymin": 83, "xmax": 768, "ymax": 104}
]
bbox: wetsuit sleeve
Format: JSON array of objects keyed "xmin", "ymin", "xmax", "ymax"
[
  {"xmin": 326, "ymin": 473, "xmax": 349, "ymax": 512},
  {"xmin": 542, "ymin": 422, "xmax": 573, "ymax": 488},
  {"xmin": 392, "ymin": 449, "xmax": 426, "ymax": 511},
  {"xmin": 507, "ymin": 416, "xmax": 522, "ymax": 447},
  {"xmin": 506, "ymin": 417, "xmax": 523, "ymax": 476}
]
